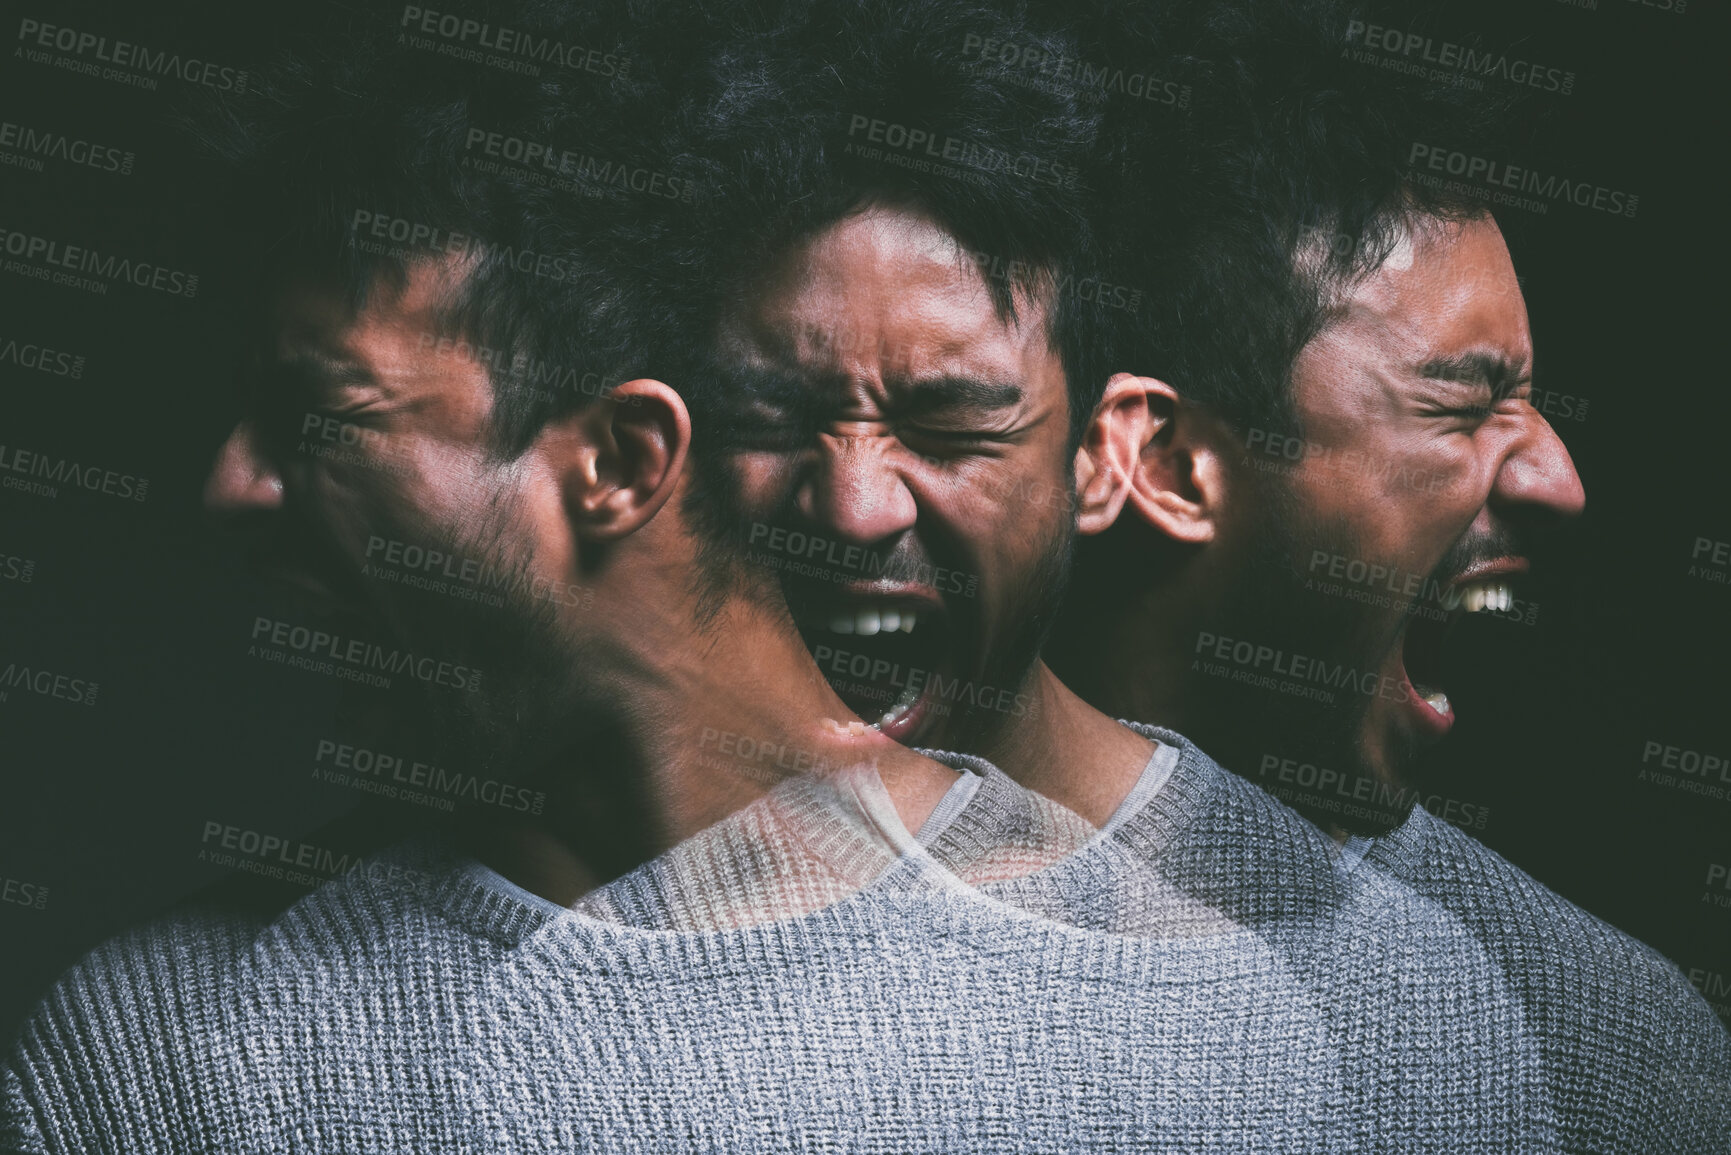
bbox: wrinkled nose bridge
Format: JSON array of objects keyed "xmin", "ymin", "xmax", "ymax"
[{"xmin": 800, "ymin": 431, "xmax": 918, "ymax": 544}]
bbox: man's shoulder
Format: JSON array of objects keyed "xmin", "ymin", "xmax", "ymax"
[
  {"xmin": 1371, "ymin": 805, "xmax": 1694, "ymax": 986},
  {"xmin": 1369, "ymin": 805, "xmax": 1731, "ymax": 1144},
  {"xmin": 2, "ymin": 840, "xmax": 495, "ymax": 1154}
]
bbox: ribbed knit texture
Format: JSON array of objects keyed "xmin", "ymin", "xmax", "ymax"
[
  {"xmin": 570, "ymin": 771, "xmax": 905, "ymax": 929},
  {"xmin": 1, "ymin": 769, "xmax": 1342, "ymax": 1153},
  {"xmin": 4, "ymin": 735, "xmax": 1725, "ymax": 1151},
  {"xmin": 1363, "ymin": 790, "xmax": 1731, "ymax": 1153},
  {"xmin": 917, "ymin": 751, "xmax": 1102, "ymax": 884}
]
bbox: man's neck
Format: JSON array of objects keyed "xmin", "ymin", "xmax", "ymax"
[
  {"xmin": 969, "ymin": 661, "xmax": 1156, "ymax": 828},
  {"xmin": 471, "ymin": 599, "xmax": 962, "ymax": 907}
]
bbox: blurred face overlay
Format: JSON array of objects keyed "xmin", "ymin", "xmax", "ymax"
[
  {"xmin": 203, "ymin": 258, "xmax": 589, "ymax": 773},
  {"xmin": 715, "ymin": 205, "xmax": 1078, "ymax": 751},
  {"xmin": 1210, "ymin": 216, "xmax": 1584, "ymax": 794}
]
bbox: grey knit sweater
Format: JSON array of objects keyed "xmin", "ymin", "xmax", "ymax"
[
  {"xmin": 1360, "ymin": 789, "xmax": 1731, "ymax": 1152},
  {"xmin": 1039, "ymin": 724, "xmax": 1727, "ymax": 1154},
  {"xmin": 2, "ymin": 770, "xmax": 1349, "ymax": 1152},
  {"xmin": 5, "ymin": 741, "xmax": 1726, "ymax": 1152}
]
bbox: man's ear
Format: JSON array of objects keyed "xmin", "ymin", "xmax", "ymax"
[
  {"xmin": 556, "ymin": 379, "xmax": 691, "ymax": 541},
  {"xmin": 1073, "ymin": 372, "xmax": 1219, "ymax": 544}
]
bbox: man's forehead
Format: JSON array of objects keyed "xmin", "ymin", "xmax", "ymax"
[
  {"xmin": 1333, "ymin": 216, "xmax": 1532, "ymax": 367},
  {"xmin": 265, "ymin": 260, "xmax": 460, "ymax": 367},
  {"xmin": 724, "ymin": 208, "xmax": 1058, "ymax": 395}
]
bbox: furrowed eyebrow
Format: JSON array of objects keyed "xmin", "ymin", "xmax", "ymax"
[
  {"xmin": 1419, "ymin": 352, "xmax": 1530, "ymax": 399},
  {"xmin": 713, "ymin": 363, "xmax": 844, "ymax": 413},
  {"xmin": 712, "ymin": 365, "xmax": 1024, "ymax": 417},
  {"xmin": 894, "ymin": 375, "xmax": 1025, "ymax": 412},
  {"xmin": 267, "ymin": 351, "xmax": 377, "ymax": 390}
]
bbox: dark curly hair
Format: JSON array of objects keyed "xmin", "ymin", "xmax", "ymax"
[
  {"xmin": 634, "ymin": 0, "xmax": 1116, "ymax": 447},
  {"xmin": 185, "ymin": 0, "xmax": 695, "ymax": 458},
  {"xmin": 1084, "ymin": 0, "xmax": 1524, "ymax": 438}
]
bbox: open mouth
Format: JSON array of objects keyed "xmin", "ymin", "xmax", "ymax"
[
  {"xmin": 793, "ymin": 590, "xmax": 952, "ymax": 743},
  {"xmin": 1398, "ymin": 571, "xmax": 1523, "ymax": 734}
]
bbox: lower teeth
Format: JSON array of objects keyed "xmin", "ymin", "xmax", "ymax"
[
  {"xmin": 1422, "ymin": 690, "xmax": 1450, "ymax": 717},
  {"xmin": 873, "ymin": 680, "xmax": 924, "ymax": 731}
]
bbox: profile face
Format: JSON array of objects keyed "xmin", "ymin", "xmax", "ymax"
[
  {"xmin": 715, "ymin": 206, "xmax": 1076, "ymax": 749},
  {"xmin": 1220, "ymin": 215, "xmax": 1584, "ymax": 786},
  {"xmin": 204, "ymin": 259, "xmax": 569, "ymax": 750}
]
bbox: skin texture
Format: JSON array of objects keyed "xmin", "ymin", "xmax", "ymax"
[
  {"xmin": 716, "ymin": 205, "xmax": 1155, "ymax": 825},
  {"xmin": 1060, "ymin": 215, "xmax": 1584, "ymax": 831},
  {"xmin": 205, "ymin": 257, "xmax": 962, "ymax": 904}
]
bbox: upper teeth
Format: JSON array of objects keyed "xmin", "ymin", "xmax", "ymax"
[
  {"xmin": 829, "ymin": 605, "xmax": 918, "ymax": 635},
  {"xmin": 1444, "ymin": 579, "xmax": 1512, "ymax": 614}
]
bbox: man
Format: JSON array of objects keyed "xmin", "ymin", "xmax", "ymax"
[
  {"xmin": 2, "ymin": 11, "xmax": 1171, "ymax": 1149},
  {"xmin": 669, "ymin": 0, "xmax": 1161, "ymax": 827},
  {"xmin": 1045, "ymin": 1, "xmax": 1730, "ymax": 1147},
  {"xmin": 670, "ymin": 0, "xmax": 1728, "ymax": 1145}
]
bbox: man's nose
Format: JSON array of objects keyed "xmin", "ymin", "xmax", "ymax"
[
  {"xmin": 1491, "ymin": 411, "xmax": 1586, "ymax": 520},
  {"xmin": 204, "ymin": 420, "xmax": 285, "ymax": 514},
  {"xmin": 797, "ymin": 434, "xmax": 918, "ymax": 544}
]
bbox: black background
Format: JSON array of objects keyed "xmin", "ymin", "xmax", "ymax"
[{"xmin": 2, "ymin": 0, "xmax": 1727, "ymax": 1041}]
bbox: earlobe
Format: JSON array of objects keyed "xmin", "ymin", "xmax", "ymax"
[{"xmin": 563, "ymin": 379, "xmax": 691, "ymax": 541}]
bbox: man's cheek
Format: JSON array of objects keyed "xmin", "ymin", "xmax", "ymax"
[{"xmin": 731, "ymin": 452, "xmax": 799, "ymax": 509}]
